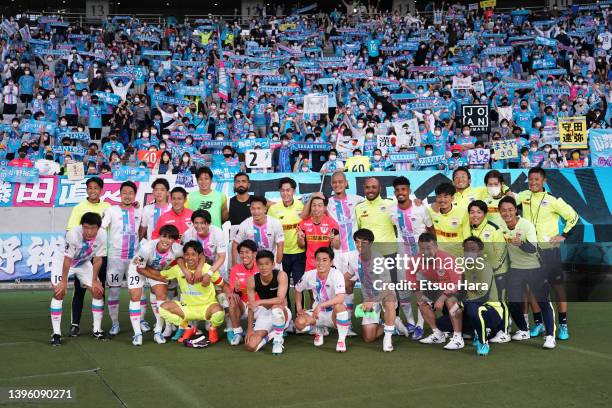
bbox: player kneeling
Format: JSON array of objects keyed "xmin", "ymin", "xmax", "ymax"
[
  {"xmin": 244, "ymin": 250, "xmax": 291, "ymax": 355},
  {"xmin": 293, "ymin": 247, "xmax": 350, "ymax": 352},
  {"xmin": 352, "ymin": 229, "xmax": 397, "ymax": 352},
  {"xmin": 414, "ymin": 233, "xmax": 465, "ymax": 350},
  {"xmin": 50, "ymin": 213, "xmax": 107, "ymax": 345},
  {"xmin": 128, "ymin": 225, "xmax": 183, "ymax": 346},
  {"xmin": 157, "ymin": 241, "xmax": 226, "ymax": 348}
]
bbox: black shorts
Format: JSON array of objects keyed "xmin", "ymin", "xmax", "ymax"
[
  {"xmin": 540, "ymin": 247, "xmax": 565, "ymax": 284},
  {"xmin": 3, "ymin": 103, "xmax": 16, "ymax": 114}
]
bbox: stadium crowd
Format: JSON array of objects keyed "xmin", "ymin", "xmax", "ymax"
[
  {"xmin": 0, "ymin": 2, "xmax": 610, "ymax": 173},
  {"xmin": 0, "ymin": 2, "xmax": 594, "ymax": 355}
]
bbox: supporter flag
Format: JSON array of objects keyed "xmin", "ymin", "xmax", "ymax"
[
  {"xmin": 217, "ymin": 27, "xmax": 229, "ymax": 101},
  {"xmin": 218, "ymin": 60, "xmax": 229, "ymax": 101}
]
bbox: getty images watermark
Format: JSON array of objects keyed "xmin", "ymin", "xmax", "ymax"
[{"xmin": 368, "ymin": 253, "xmax": 489, "ymax": 292}]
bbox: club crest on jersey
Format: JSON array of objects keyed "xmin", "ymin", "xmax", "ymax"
[
  {"xmin": 320, "ymin": 226, "xmax": 329, "ymax": 234},
  {"xmin": 451, "ymin": 218, "xmax": 459, "ymax": 226},
  {"xmin": 541, "ymin": 200, "xmax": 549, "ymax": 206}
]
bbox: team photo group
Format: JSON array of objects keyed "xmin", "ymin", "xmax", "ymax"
[{"xmin": 0, "ymin": 0, "xmax": 607, "ymax": 368}]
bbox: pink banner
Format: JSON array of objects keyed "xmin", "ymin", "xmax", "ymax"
[{"xmin": 12, "ymin": 176, "xmax": 58, "ymax": 207}]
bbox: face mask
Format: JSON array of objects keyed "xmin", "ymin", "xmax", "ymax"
[
  {"xmin": 60, "ymin": 121, "xmax": 67, "ymax": 126},
  {"xmin": 19, "ymin": 152, "xmax": 26, "ymax": 158},
  {"xmin": 530, "ymin": 147, "xmax": 537, "ymax": 152},
  {"xmin": 487, "ymin": 186, "xmax": 501, "ymax": 197},
  {"xmin": 544, "ymin": 147, "xmax": 551, "ymax": 153},
  {"xmin": 162, "ymin": 134, "xmax": 169, "ymax": 140},
  {"xmin": 183, "ymin": 157, "xmax": 190, "ymax": 163},
  {"xmin": 425, "ymin": 150, "xmax": 433, "ymax": 156},
  {"xmin": 376, "ymin": 105, "xmax": 382, "ymax": 110},
  {"xmin": 37, "ymin": 95, "xmax": 43, "ymax": 100},
  {"xmin": 224, "ymin": 153, "xmax": 232, "ymax": 158},
  {"xmin": 374, "ymin": 155, "xmax": 381, "ymax": 161},
  {"xmin": 142, "ymin": 133, "xmax": 149, "ymax": 138},
  {"xmin": 329, "ymin": 155, "xmax": 337, "ymax": 161},
  {"xmin": 462, "ymin": 130, "xmax": 470, "ymax": 136},
  {"xmin": 434, "ymin": 130, "xmax": 441, "ymax": 136}
]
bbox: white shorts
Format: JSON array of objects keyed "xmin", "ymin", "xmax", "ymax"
[
  {"xmin": 335, "ymin": 250, "xmax": 359, "ymax": 277},
  {"xmin": 306, "ymin": 308, "xmax": 335, "ymax": 328},
  {"xmin": 106, "ymin": 257, "xmax": 130, "ymax": 287},
  {"xmin": 51, "ymin": 261, "xmax": 93, "ymax": 288},
  {"xmin": 127, "ymin": 262, "xmax": 167, "ymax": 290},
  {"xmin": 253, "ymin": 306, "xmax": 292, "ymax": 333}
]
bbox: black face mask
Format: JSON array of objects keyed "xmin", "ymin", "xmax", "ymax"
[
  {"xmin": 19, "ymin": 152, "xmax": 26, "ymax": 158},
  {"xmin": 223, "ymin": 153, "xmax": 232, "ymax": 158},
  {"xmin": 45, "ymin": 154, "xmax": 54, "ymax": 160}
]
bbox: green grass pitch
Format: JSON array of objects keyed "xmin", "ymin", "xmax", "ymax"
[{"xmin": 0, "ymin": 290, "xmax": 611, "ymax": 408}]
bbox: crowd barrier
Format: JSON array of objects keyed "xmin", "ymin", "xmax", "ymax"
[{"xmin": 1, "ymin": 168, "xmax": 611, "ymax": 281}]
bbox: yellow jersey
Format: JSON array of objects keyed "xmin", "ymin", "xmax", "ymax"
[
  {"xmin": 66, "ymin": 199, "xmax": 111, "ymax": 231},
  {"xmin": 453, "ymin": 186, "xmax": 481, "ymax": 210},
  {"xmin": 516, "ymin": 190, "xmax": 579, "ymax": 247},
  {"xmin": 355, "ymin": 196, "xmax": 396, "ymax": 255},
  {"xmin": 161, "ymin": 263, "xmax": 223, "ymax": 306},
  {"xmin": 268, "ymin": 199, "xmax": 304, "ymax": 255},
  {"xmin": 499, "ymin": 217, "xmax": 540, "ymax": 270},
  {"xmin": 469, "ymin": 220, "xmax": 508, "ymax": 276}
]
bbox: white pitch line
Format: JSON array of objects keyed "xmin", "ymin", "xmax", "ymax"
[
  {"xmin": 138, "ymin": 365, "xmax": 214, "ymax": 408},
  {"xmin": 0, "ymin": 341, "xmax": 37, "ymax": 347},
  {"xmin": 559, "ymin": 344, "xmax": 612, "ymax": 361},
  {"xmin": 0, "ymin": 367, "xmax": 100, "ymax": 381}
]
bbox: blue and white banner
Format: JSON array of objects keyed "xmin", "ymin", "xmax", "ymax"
[
  {"xmin": 112, "ymin": 166, "xmax": 149, "ymax": 182},
  {"xmin": 291, "ymin": 142, "xmax": 331, "ymax": 152},
  {"xmin": 417, "ymin": 155, "xmax": 446, "ymax": 167},
  {"xmin": 93, "ymin": 91, "xmax": 122, "ymax": 106},
  {"xmin": 589, "ymin": 129, "xmax": 612, "ymax": 168},
  {"xmin": 58, "ymin": 132, "xmax": 90, "ymax": 142},
  {"xmin": 236, "ymin": 138, "xmax": 270, "ymax": 153},
  {"xmin": 0, "ymin": 166, "xmax": 39, "ymax": 183},
  {"xmin": 152, "ymin": 94, "xmax": 190, "ymax": 106},
  {"xmin": 52, "ymin": 146, "xmax": 86, "ymax": 157},
  {"xmin": 389, "ymin": 152, "xmax": 418, "ymax": 163},
  {"xmin": 0, "ymin": 233, "xmax": 64, "ymax": 281}
]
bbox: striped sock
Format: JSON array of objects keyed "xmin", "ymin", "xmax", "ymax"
[
  {"xmin": 92, "ymin": 298, "xmax": 104, "ymax": 332},
  {"xmin": 139, "ymin": 294, "xmax": 148, "ymax": 322},
  {"xmin": 336, "ymin": 311, "xmax": 350, "ymax": 342},
  {"xmin": 271, "ymin": 308, "xmax": 286, "ymax": 343},
  {"xmin": 129, "ymin": 301, "xmax": 142, "ymax": 336},
  {"xmin": 107, "ymin": 287, "xmax": 121, "ymax": 326},
  {"xmin": 384, "ymin": 324, "xmax": 395, "ymax": 341},
  {"xmin": 50, "ymin": 298, "xmax": 63, "ymax": 335},
  {"xmin": 345, "ymin": 293, "xmax": 354, "ymax": 320}
]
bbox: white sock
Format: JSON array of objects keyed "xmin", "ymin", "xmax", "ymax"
[
  {"xmin": 384, "ymin": 324, "xmax": 394, "ymax": 340},
  {"xmin": 129, "ymin": 301, "xmax": 142, "ymax": 336},
  {"xmin": 50, "ymin": 298, "xmax": 63, "ymax": 335},
  {"xmin": 433, "ymin": 327, "xmax": 442, "ymax": 337},
  {"xmin": 336, "ymin": 311, "xmax": 350, "ymax": 342},
  {"xmin": 344, "ymin": 293, "xmax": 354, "ymax": 320},
  {"xmin": 92, "ymin": 298, "xmax": 104, "ymax": 332},
  {"xmin": 107, "ymin": 287, "xmax": 121, "ymax": 326},
  {"xmin": 271, "ymin": 308, "xmax": 286, "ymax": 343},
  {"xmin": 140, "ymin": 293, "xmax": 148, "ymax": 321},
  {"xmin": 233, "ymin": 326, "xmax": 243, "ymax": 335},
  {"xmin": 401, "ymin": 302, "xmax": 415, "ymax": 326},
  {"xmin": 416, "ymin": 308, "xmax": 424, "ymax": 328},
  {"xmin": 154, "ymin": 300, "xmax": 164, "ymax": 332},
  {"xmin": 453, "ymin": 331, "xmax": 462, "ymax": 338},
  {"xmin": 524, "ymin": 313, "xmax": 530, "ymax": 329}
]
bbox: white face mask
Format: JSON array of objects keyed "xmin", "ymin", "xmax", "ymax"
[
  {"xmin": 162, "ymin": 134, "xmax": 169, "ymax": 140},
  {"xmin": 487, "ymin": 185, "xmax": 501, "ymax": 197},
  {"xmin": 60, "ymin": 121, "xmax": 67, "ymax": 126},
  {"xmin": 434, "ymin": 130, "xmax": 441, "ymax": 136},
  {"xmin": 373, "ymin": 155, "xmax": 381, "ymax": 161},
  {"xmin": 329, "ymin": 155, "xmax": 336, "ymax": 161},
  {"xmin": 462, "ymin": 130, "xmax": 470, "ymax": 136},
  {"xmin": 550, "ymin": 153, "xmax": 558, "ymax": 159},
  {"xmin": 425, "ymin": 150, "xmax": 433, "ymax": 156}
]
